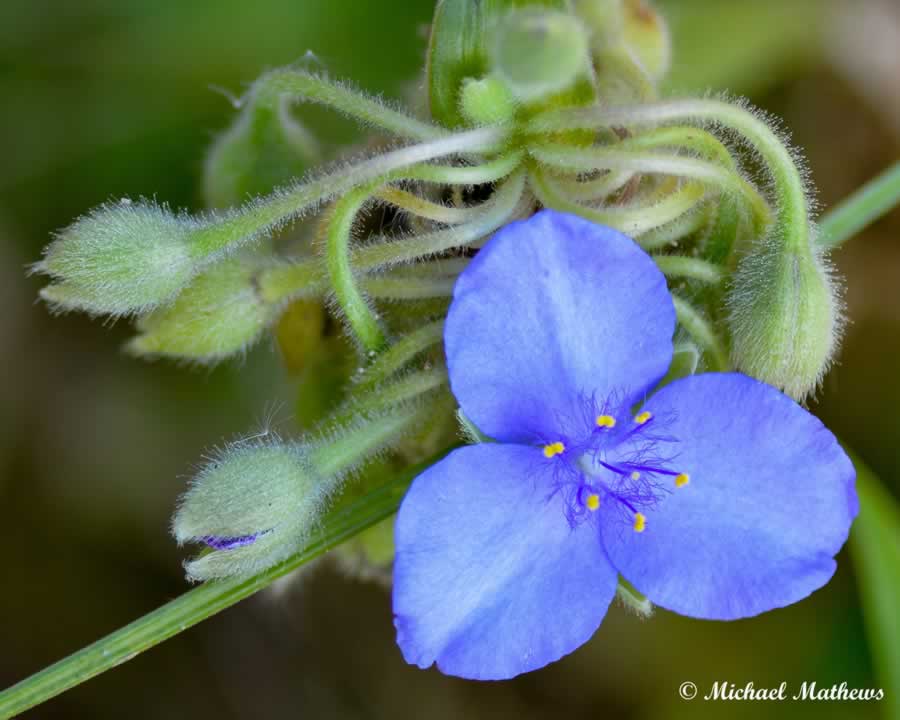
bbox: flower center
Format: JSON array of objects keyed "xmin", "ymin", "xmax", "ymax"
[{"xmin": 541, "ymin": 402, "xmax": 690, "ymax": 532}]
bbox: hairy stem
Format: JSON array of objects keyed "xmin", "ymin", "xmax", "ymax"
[
  {"xmin": 326, "ymin": 184, "xmax": 388, "ymax": 352},
  {"xmin": 653, "ymin": 255, "xmax": 723, "ymax": 284},
  {"xmin": 531, "ymin": 144, "xmax": 770, "ymax": 228},
  {"xmin": 530, "ymin": 166, "xmax": 707, "ymax": 236},
  {"xmin": 529, "ymin": 100, "xmax": 807, "ymax": 254},
  {"xmin": 356, "ymin": 320, "xmax": 446, "ymax": 389},
  {"xmin": 672, "ymin": 294, "xmax": 729, "ymax": 370},
  {"xmin": 256, "ymin": 68, "xmax": 448, "ymax": 141},
  {"xmin": 189, "ymin": 126, "xmax": 508, "ymax": 259}
]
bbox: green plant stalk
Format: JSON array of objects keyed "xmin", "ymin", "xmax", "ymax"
[
  {"xmin": 188, "ymin": 126, "xmax": 508, "ymax": 259},
  {"xmin": 818, "ymin": 160, "xmax": 900, "ymax": 249},
  {"xmin": 637, "ymin": 203, "xmax": 711, "ymax": 250},
  {"xmin": 356, "ymin": 320, "xmax": 445, "ymax": 389},
  {"xmin": 0, "ymin": 450, "xmax": 449, "ymax": 720},
  {"xmin": 375, "ymin": 186, "xmax": 475, "ymax": 224},
  {"xmin": 258, "ymin": 169, "xmax": 525, "ymax": 309},
  {"xmin": 530, "ymin": 166, "xmax": 707, "ymax": 236},
  {"xmin": 653, "ymin": 255, "xmax": 723, "ymax": 284},
  {"xmin": 530, "ymin": 100, "xmax": 805, "ymax": 251},
  {"xmin": 531, "ymin": 144, "xmax": 771, "ymax": 228},
  {"xmin": 672, "ymin": 294, "xmax": 728, "ymax": 370},
  {"xmin": 257, "ymin": 69, "xmax": 447, "ymax": 141},
  {"xmin": 326, "ymin": 184, "xmax": 388, "ymax": 352}
]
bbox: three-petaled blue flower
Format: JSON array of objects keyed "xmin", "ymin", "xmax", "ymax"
[{"xmin": 392, "ymin": 210, "xmax": 858, "ymax": 680}]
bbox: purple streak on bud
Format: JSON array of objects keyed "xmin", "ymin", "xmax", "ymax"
[{"xmin": 201, "ymin": 534, "xmax": 260, "ymax": 551}]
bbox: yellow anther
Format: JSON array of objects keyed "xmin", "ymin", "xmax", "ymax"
[
  {"xmin": 633, "ymin": 513, "xmax": 646, "ymax": 533},
  {"xmin": 586, "ymin": 493, "xmax": 600, "ymax": 511},
  {"xmin": 595, "ymin": 414, "xmax": 616, "ymax": 429},
  {"xmin": 675, "ymin": 473, "xmax": 690, "ymax": 488},
  {"xmin": 634, "ymin": 411, "xmax": 652, "ymax": 425},
  {"xmin": 630, "ymin": 471, "xmax": 641, "ymax": 481},
  {"xmin": 543, "ymin": 441, "xmax": 565, "ymax": 458}
]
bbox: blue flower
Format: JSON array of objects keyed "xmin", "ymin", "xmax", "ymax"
[{"xmin": 392, "ymin": 210, "xmax": 858, "ymax": 680}]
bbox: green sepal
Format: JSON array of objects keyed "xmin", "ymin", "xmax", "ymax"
[
  {"xmin": 127, "ymin": 253, "xmax": 276, "ymax": 363},
  {"xmin": 204, "ymin": 77, "xmax": 320, "ymax": 209}
]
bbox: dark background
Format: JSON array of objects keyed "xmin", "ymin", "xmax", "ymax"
[{"xmin": 1, "ymin": 0, "xmax": 897, "ymax": 717}]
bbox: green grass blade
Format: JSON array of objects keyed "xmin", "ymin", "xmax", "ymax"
[
  {"xmin": 848, "ymin": 452, "xmax": 900, "ymax": 719},
  {"xmin": 819, "ymin": 161, "xmax": 900, "ymax": 249}
]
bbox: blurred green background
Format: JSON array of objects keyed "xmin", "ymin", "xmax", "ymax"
[{"xmin": 1, "ymin": 0, "xmax": 897, "ymax": 717}]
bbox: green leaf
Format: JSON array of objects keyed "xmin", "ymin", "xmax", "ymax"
[{"xmin": 848, "ymin": 452, "xmax": 900, "ymax": 719}]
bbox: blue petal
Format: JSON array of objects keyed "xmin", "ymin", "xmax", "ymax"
[
  {"xmin": 393, "ymin": 443, "xmax": 618, "ymax": 679},
  {"xmin": 445, "ymin": 210, "xmax": 675, "ymax": 443},
  {"xmin": 601, "ymin": 373, "xmax": 858, "ymax": 620}
]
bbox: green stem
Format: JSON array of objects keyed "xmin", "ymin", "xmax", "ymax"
[
  {"xmin": 529, "ymin": 99, "xmax": 807, "ymax": 254},
  {"xmin": 353, "ymin": 169, "xmax": 526, "ymax": 268},
  {"xmin": 375, "ymin": 187, "xmax": 475, "ymax": 224},
  {"xmin": 356, "ymin": 320, "xmax": 445, "ymax": 389},
  {"xmin": 531, "ymin": 144, "xmax": 771, "ymax": 228},
  {"xmin": 309, "ymin": 399, "xmax": 431, "ymax": 478},
  {"xmin": 530, "ymin": 166, "xmax": 707, "ymax": 236},
  {"xmin": 637, "ymin": 203, "xmax": 711, "ymax": 250},
  {"xmin": 0, "ymin": 451, "xmax": 448, "ymax": 719},
  {"xmin": 364, "ymin": 274, "xmax": 456, "ymax": 300},
  {"xmin": 188, "ymin": 126, "xmax": 507, "ymax": 260},
  {"xmin": 818, "ymin": 160, "xmax": 900, "ymax": 249},
  {"xmin": 653, "ymin": 255, "xmax": 723, "ymax": 284},
  {"xmin": 326, "ymin": 184, "xmax": 388, "ymax": 352},
  {"xmin": 546, "ymin": 169, "xmax": 636, "ymax": 202},
  {"xmin": 256, "ymin": 69, "xmax": 447, "ymax": 141},
  {"xmin": 616, "ymin": 125, "xmax": 737, "ymax": 169},
  {"xmin": 672, "ymin": 294, "xmax": 729, "ymax": 370}
]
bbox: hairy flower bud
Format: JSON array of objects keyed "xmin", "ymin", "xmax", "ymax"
[
  {"xmin": 173, "ymin": 437, "xmax": 328, "ymax": 581},
  {"xmin": 488, "ymin": 8, "xmax": 591, "ymax": 103},
  {"xmin": 37, "ymin": 201, "xmax": 199, "ymax": 316},
  {"xmin": 727, "ymin": 238, "xmax": 841, "ymax": 400},
  {"xmin": 127, "ymin": 255, "xmax": 276, "ymax": 363},
  {"xmin": 173, "ymin": 400, "xmax": 429, "ymax": 581}
]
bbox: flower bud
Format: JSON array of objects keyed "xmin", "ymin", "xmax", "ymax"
[
  {"xmin": 127, "ymin": 255, "xmax": 275, "ymax": 363},
  {"xmin": 620, "ymin": 0, "xmax": 671, "ymax": 82},
  {"xmin": 727, "ymin": 239, "xmax": 840, "ymax": 400},
  {"xmin": 489, "ymin": 8, "xmax": 591, "ymax": 103},
  {"xmin": 459, "ymin": 76, "xmax": 517, "ymax": 126},
  {"xmin": 426, "ymin": 0, "xmax": 567, "ymax": 127},
  {"xmin": 572, "ymin": 0, "xmax": 671, "ymax": 100},
  {"xmin": 173, "ymin": 437, "xmax": 328, "ymax": 581},
  {"xmin": 37, "ymin": 201, "xmax": 200, "ymax": 316}
]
